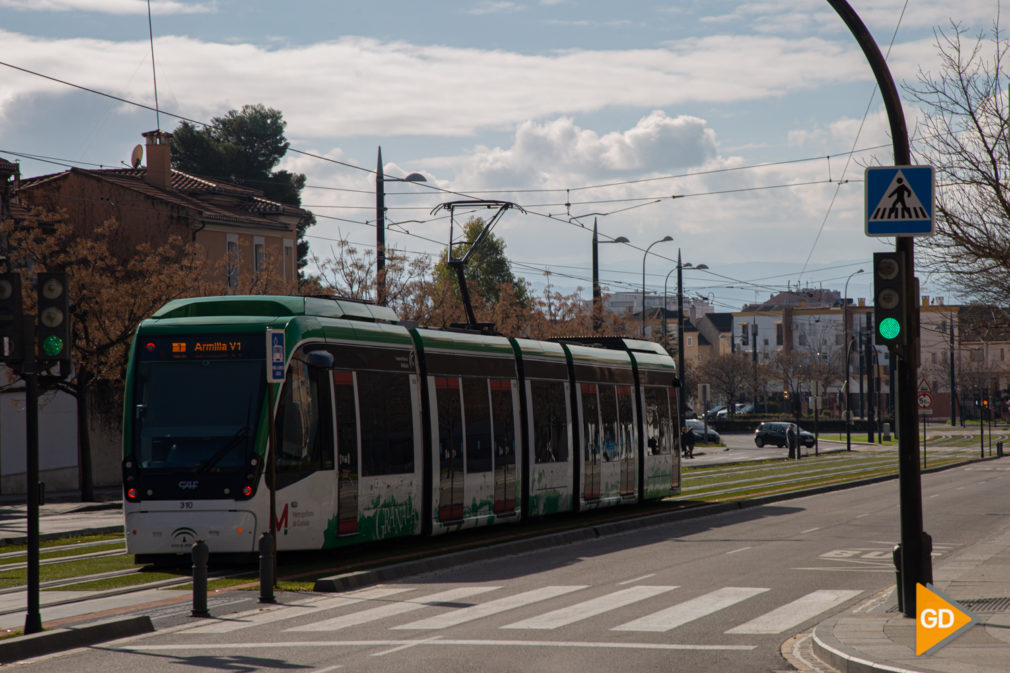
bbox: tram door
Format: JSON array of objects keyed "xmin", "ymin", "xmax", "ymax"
[
  {"xmin": 580, "ymin": 384, "xmax": 601, "ymax": 501},
  {"xmin": 436, "ymin": 377, "xmax": 464, "ymax": 521},
  {"xmin": 491, "ymin": 380, "xmax": 517, "ymax": 513},
  {"xmin": 617, "ymin": 385, "xmax": 635, "ymax": 498},
  {"xmin": 333, "ymin": 372, "xmax": 358, "ymax": 535}
]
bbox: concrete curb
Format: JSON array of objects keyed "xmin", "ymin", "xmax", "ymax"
[
  {"xmin": 0, "ymin": 615, "xmax": 154, "ymax": 664},
  {"xmin": 811, "ymin": 617, "xmax": 927, "ymax": 673}
]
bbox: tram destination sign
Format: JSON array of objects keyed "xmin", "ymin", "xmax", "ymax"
[{"xmin": 139, "ymin": 334, "xmax": 264, "ymax": 361}]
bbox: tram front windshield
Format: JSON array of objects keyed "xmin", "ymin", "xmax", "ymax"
[{"xmin": 131, "ymin": 335, "xmax": 265, "ymax": 473}]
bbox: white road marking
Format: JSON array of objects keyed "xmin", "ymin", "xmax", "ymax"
[
  {"xmin": 725, "ymin": 589, "xmax": 862, "ymax": 634},
  {"xmin": 392, "ymin": 586, "xmax": 587, "ymax": 630},
  {"xmin": 501, "ymin": 586, "xmax": 676, "ymax": 630},
  {"xmin": 618, "ymin": 574, "xmax": 656, "ymax": 585},
  {"xmin": 184, "ymin": 587, "xmax": 412, "ymax": 634},
  {"xmin": 287, "ymin": 586, "xmax": 500, "ymax": 632},
  {"xmin": 800, "ymin": 527, "xmax": 820, "ymax": 534},
  {"xmin": 123, "ymin": 639, "xmax": 755, "ymax": 652},
  {"xmin": 371, "ymin": 635, "xmax": 443, "ymax": 657},
  {"xmin": 612, "ymin": 587, "xmax": 768, "ymax": 632},
  {"xmin": 312, "ymin": 666, "xmax": 343, "ymax": 673},
  {"xmin": 726, "ymin": 547, "xmax": 752, "ymax": 555}
]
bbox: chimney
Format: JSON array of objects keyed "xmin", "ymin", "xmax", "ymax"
[{"xmin": 142, "ymin": 130, "xmax": 172, "ymax": 189}]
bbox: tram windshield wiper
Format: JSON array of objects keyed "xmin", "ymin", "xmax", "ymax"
[{"xmin": 195, "ymin": 426, "xmax": 250, "ymax": 473}]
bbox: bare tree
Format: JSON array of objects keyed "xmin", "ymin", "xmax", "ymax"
[
  {"xmin": 906, "ymin": 20, "xmax": 1010, "ymax": 306},
  {"xmin": 698, "ymin": 353, "xmax": 751, "ymax": 414}
]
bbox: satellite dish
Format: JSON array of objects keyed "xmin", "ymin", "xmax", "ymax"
[{"xmin": 130, "ymin": 144, "xmax": 144, "ymax": 169}]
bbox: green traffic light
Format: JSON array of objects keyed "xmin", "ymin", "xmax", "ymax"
[
  {"xmin": 41, "ymin": 334, "xmax": 64, "ymax": 357},
  {"xmin": 878, "ymin": 317, "xmax": 901, "ymax": 340}
]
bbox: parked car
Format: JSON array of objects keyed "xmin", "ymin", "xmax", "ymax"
[
  {"xmin": 704, "ymin": 406, "xmax": 726, "ymax": 421},
  {"xmin": 715, "ymin": 403, "xmax": 754, "ymax": 419},
  {"xmin": 686, "ymin": 418, "xmax": 720, "ymax": 443},
  {"xmin": 753, "ymin": 421, "xmax": 815, "ymax": 448}
]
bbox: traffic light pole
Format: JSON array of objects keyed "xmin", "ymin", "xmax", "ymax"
[
  {"xmin": 23, "ymin": 323, "xmax": 42, "ymax": 634},
  {"xmin": 828, "ymin": 0, "xmax": 931, "ymax": 617}
]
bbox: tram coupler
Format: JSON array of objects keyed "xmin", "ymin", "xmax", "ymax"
[
  {"xmin": 259, "ymin": 532, "xmax": 276, "ymax": 603},
  {"xmin": 191, "ymin": 539, "xmax": 210, "ymax": 617}
]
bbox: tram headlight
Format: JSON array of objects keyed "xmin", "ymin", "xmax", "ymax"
[
  {"xmin": 242, "ymin": 485, "xmax": 253, "ymax": 497},
  {"xmin": 126, "ymin": 487, "xmax": 139, "ymax": 501}
]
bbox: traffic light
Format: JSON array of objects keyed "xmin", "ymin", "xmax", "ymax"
[
  {"xmin": 873, "ymin": 251, "xmax": 907, "ymax": 346},
  {"xmin": 36, "ymin": 272, "xmax": 70, "ymax": 363},
  {"xmin": 0, "ymin": 272, "xmax": 24, "ymax": 363}
]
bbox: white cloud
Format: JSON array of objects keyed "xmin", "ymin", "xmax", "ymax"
[
  {"xmin": 466, "ymin": 1, "xmax": 525, "ymax": 16},
  {"xmin": 0, "ymin": 30, "xmax": 873, "ymax": 141},
  {"xmin": 0, "ymin": 0, "xmax": 213, "ymax": 14}
]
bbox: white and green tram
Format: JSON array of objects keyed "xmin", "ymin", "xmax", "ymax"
[{"xmin": 123, "ymin": 295, "xmax": 681, "ymax": 560}]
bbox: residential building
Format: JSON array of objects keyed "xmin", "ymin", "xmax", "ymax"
[{"xmin": 15, "ymin": 130, "xmax": 308, "ymax": 290}]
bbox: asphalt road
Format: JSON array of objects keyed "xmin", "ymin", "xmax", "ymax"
[{"xmin": 14, "ymin": 457, "xmax": 1010, "ymax": 673}]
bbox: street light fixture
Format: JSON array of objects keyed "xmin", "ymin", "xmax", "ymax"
[
  {"xmin": 641, "ymin": 236, "xmax": 673, "ymax": 336},
  {"xmin": 376, "ymin": 146, "xmax": 427, "ymax": 306},
  {"xmin": 592, "ymin": 218, "xmax": 630, "ymax": 332},
  {"xmin": 843, "ymin": 268, "xmax": 865, "ymax": 451}
]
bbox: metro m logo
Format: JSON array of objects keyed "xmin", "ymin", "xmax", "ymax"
[{"xmin": 274, "ymin": 503, "xmax": 289, "ymax": 534}]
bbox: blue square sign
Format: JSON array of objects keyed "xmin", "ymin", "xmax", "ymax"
[
  {"xmin": 865, "ymin": 165, "xmax": 934, "ymax": 236},
  {"xmin": 267, "ymin": 329, "xmax": 286, "ymax": 383}
]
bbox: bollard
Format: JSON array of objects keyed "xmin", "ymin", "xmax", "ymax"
[
  {"xmin": 259, "ymin": 532, "xmax": 276, "ymax": 604},
  {"xmin": 892, "ymin": 544, "xmax": 903, "ymax": 614},
  {"xmin": 191, "ymin": 539, "xmax": 210, "ymax": 617}
]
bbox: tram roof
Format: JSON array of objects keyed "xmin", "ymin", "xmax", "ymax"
[{"xmin": 151, "ymin": 295, "xmax": 400, "ymax": 323}]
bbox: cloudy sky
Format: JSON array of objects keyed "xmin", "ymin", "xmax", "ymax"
[{"xmin": 1, "ymin": 1, "xmax": 1004, "ymax": 310}]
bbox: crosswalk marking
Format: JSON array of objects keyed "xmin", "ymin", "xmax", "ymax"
[
  {"xmin": 501, "ymin": 586, "xmax": 677, "ymax": 630},
  {"xmin": 612, "ymin": 586, "xmax": 768, "ymax": 632},
  {"xmin": 286, "ymin": 586, "xmax": 501, "ymax": 632},
  {"xmin": 725, "ymin": 589, "xmax": 862, "ymax": 634},
  {"xmin": 391, "ymin": 585, "xmax": 587, "ymax": 630},
  {"xmin": 185, "ymin": 587, "xmax": 413, "ymax": 634}
]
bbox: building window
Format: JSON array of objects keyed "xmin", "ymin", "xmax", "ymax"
[
  {"xmin": 687, "ymin": 336, "xmax": 693, "ymax": 347},
  {"xmin": 226, "ymin": 234, "xmax": 239, "ymax": 290},
  {"xmin": 741, "ymin": 323, "xmax": 749, "ymax": 343},
  {"xmin": 283, "ymin": 239, "xmax": 295, "ymax": 282},
  {"xmin": 776, "ymin": 323, "xmax": 783, "ymax": 346},
  {"xmin": 253, "ymin": 237, "xmax": 265, "ymax": 274}
]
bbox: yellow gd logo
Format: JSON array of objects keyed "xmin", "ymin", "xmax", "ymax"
[{"xmin": 916, "ymin": 583, "xmax": 977, "ymax": 656}]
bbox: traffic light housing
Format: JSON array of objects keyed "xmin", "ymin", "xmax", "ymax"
[
  {"xmin": 873, "ymin": 251, "xmax": 907, "ymax": 346},
  {"xmin": 0, "ymin": 272, "xmax": 24, "ymax": 364},
  {"xmin": 36, "ymin": 272, "xmax": 70, "ymax": 363}
]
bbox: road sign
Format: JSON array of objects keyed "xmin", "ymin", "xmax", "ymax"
[
  {"xmin": 917, "ymin": 392, "xmax": 933, "ymax": 410},
  {"xmin": 267, "ymin": 329, "xmax": 286, "ymax": 383},
  {"xmin": 865, "ymin": 166, "xmax": 934, "ymax": 236},
  {"xmin": 918, "ymin": 378, "xmax": 932, "ymax": 394},
  {"xmin": 916, "ymin": 583, "xmax": 977, "ymax": 656}
]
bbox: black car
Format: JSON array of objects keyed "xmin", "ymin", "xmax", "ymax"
[{"xmin": 754, "ymin": 422, "xmax": 815, "ymax": 448}]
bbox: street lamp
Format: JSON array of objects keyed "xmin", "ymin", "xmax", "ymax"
[
  {"xmin": 675, "ymin": 249, "xmax": 708, "ymax": 426},
  {"xmin": 641, "ymin": 235, "xmax": 673, "ymax": 336},
  {"xmin": 592, "ymin": 218, "xmax": 629, "ymax": 332},
  {"xmin": 843, "ymin": 268, "xmax": 865, "ymax": 451},
  {"xmin": 376, "ymin": 146, "xmax": 426, "ymax": 306}
]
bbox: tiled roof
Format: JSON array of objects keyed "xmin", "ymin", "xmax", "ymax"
[{"xmin": 18, "ymin": 167, "xmax": 307, "ymax": 230}]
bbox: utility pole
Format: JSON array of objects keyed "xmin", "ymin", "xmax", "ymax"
[{"xmin": 949, "ymin": 312, "xmax": 957, "ymax": 426}]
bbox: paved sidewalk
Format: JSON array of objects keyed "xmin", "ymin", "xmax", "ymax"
[{"xmin": 812, "ymin": 521, "xmax": 1010, "ymax": 673}]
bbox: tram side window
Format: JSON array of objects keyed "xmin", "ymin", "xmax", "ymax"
[
  {"xmin": 276, "ymin": 361, "xmax": 334, "ymax": 488},
  {"xmin": 531, "ymin": 380, "xmax": 568, "ymax": 464},
  {"xmin": 490, "ymin": 380, "xmax": 515, "ymax": 463},
  {"xmin": 617, "ymin": 385, "xmax": 634, "ymax": 458},
  {"xmin": 463, "ymin": 378, "xmax": 492, "ymax": 473},
  {"xmin": 359, "ymin": 371, "xmax": 416, "ymax": 475},
  {"xmin": 644, "ymin": 387, "xmax": 672, "ymax": 455},
  {"xmin": 598, "ymin": 385, "xmax": 618, "ymax": 462},
  {"xmin": 581, "ymin": 383, "xmax": 601, "ymax": 461},
  {"xmin": 333, "ymin": 372, "xmax": 358, "ymax": 478}
]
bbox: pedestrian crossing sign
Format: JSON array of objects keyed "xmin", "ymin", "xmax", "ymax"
[{"xmin": 865, "ymin": 165, "xmax": 934, "ymax": 237}]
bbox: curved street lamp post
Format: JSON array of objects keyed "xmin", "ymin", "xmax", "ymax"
[
  {"xmin": 843, "ymin": 268, "xmax": 865, "ymax": 451},
  {"xmin": 641, "ymin": 236, "xmax": 673, "ymax": 336}
]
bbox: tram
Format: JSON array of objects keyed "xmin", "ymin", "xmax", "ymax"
[{"xmin": 122, "ymin": 295, "xmax": 681, "ymax": 560}]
